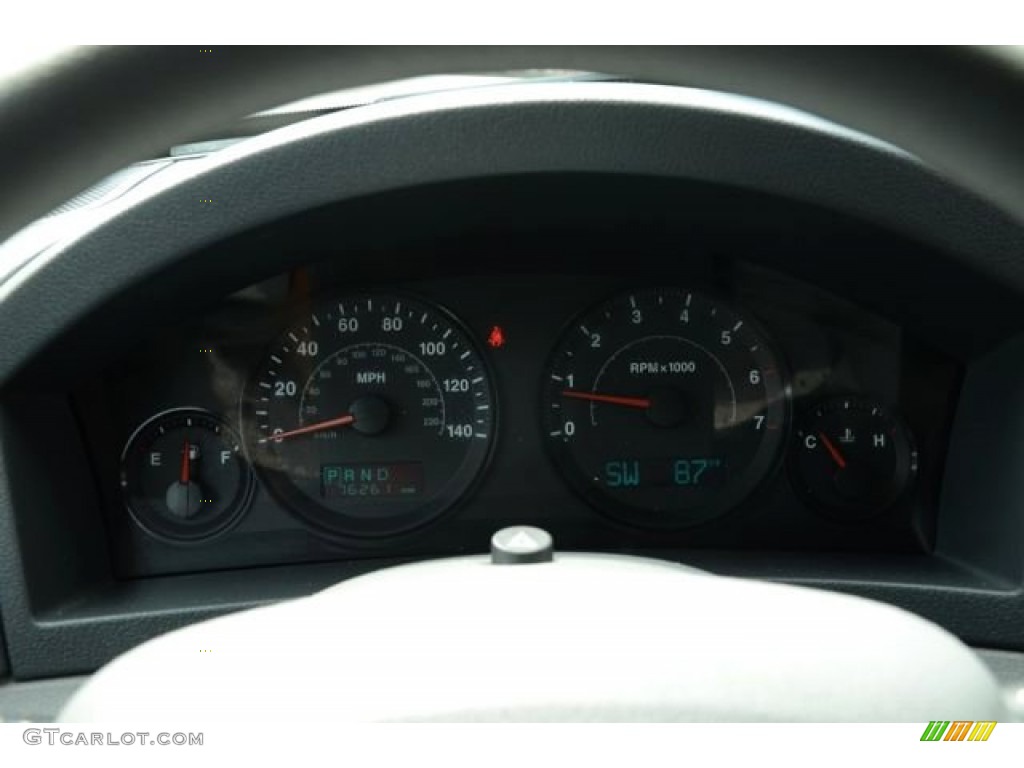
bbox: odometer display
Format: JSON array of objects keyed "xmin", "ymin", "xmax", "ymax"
[
  {"xmin": 320, "ymin": 462, "xmax": 424, "ymax": 499},
  {"xmin": 543, "ymin": 288, "xmax": 788, "ymax": 528},
  {"xmin": 244, "ymin": 294, "xmax": 495, "ymax": 538}
]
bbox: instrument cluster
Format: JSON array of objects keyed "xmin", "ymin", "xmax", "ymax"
[{"xmin": 76, "ymin": 260, "xmax": 959, "ymax": 577}]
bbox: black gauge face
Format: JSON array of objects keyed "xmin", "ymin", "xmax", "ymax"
[
  {"xmin": 243, "ymin": 294, "xmax": 495, "ymax": 538},
  {"xmin": 120, "ymin": 408, "xmax": 252, "ymax": 543},
  {"xmin": 793, "ymin": 397, "xmax": 918, "ymax": 518},
  {"xmin": 543, "ymin": 288, "xmax": 788, "ymax": 528}
]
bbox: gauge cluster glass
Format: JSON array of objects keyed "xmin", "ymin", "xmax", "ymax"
[{"xmin": 88, "ymin": 262, "xmax": 956, "ymax": 578}]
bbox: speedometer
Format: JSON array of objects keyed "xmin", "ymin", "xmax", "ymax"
[
  {"xmin": 243, "ymin": 294, "xmax": 495, "ymax": 539},
  {"xmin": 542, "ymin": 287, "xmax": 787, "ymax": 528}
]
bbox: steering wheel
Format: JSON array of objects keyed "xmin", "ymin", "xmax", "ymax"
[{"xmin": 2, "ymin": 46, "xmax": 1021, "ymax": 721}]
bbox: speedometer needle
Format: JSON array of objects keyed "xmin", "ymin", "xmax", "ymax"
[
  {"xmin": 561, "ymin": 390, "xmax": 652, "ymax": 409},
  {"xmin": 260, "ymin": 413, "xmax": 356, "ymax": 444}
]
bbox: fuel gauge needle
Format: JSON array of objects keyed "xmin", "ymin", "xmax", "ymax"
[
  {"xmin": 260, "ymin": 413, "xmax": 356, "ymax": 444},
  {"xmin": 819, "ymin": 432, "xmax": 848, "ymax": 470},
  {"xmin": 180, "ymin": 438, "xmax": 191, "ymax": 485}
]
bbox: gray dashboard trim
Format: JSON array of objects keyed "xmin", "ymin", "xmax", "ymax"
[
  {"xmin": 937, "ymin": 334, "xmax": 1024, "ymax": 584},
  {"xmin": 0, "ymin": 82, "xmax": 1023, "ymax": 679},
  {"xmin": 978, "ymin": 648, "xmax": 1024, "ymax": 706},
  {"xmin": 0, "ymin": 609, "xmax": 7, "ymax": 680},
  {"xmin": 0, "ymin": 676, "xmax": 85, "ymax": 723}
]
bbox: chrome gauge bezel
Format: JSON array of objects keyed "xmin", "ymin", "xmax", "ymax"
[{"xmin": 119, "ymin": 406, "xmax": 254, "ymax": 545}]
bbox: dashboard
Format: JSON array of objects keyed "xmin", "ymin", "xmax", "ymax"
[
  {"xmin": 3, "ymin": 78, "xmax": 1024, "ymax": 693},
  {"xmin": 81, "ymin": 255, "xmax": 957, "ymax": 578}
]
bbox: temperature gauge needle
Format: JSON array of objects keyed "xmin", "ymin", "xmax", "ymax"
[
  {"xmin": 819, "ymin": 432, "xmax": 848, "ymax": 470},
  {"xmin": 260, "ymin": 413, "xmax": 356, "ymax": 444},
  {"xmin": 561, "ymin": 390, "xmax": 652, "ymax": 409}
]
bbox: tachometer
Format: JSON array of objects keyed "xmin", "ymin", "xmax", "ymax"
[
  {"xmin": 243, "ymin": 294, "xmax": 495, "ymax": 538},
  {"xmin": 542, "ymin": 287, "xmax": 787, "ymax": 528}
]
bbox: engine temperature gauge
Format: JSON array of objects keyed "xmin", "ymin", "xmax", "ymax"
[
  {"xmin": 120, "ymin": 408, "xmax": 253, "ymax": 542},
  {"xmin": 793, "ymin": 397, "xmax": 917, "ymax": 518}
]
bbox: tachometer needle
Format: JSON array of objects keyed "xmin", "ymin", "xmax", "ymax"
[
  {"xmin": 561, "ymin": 390, "xmax": 652, "ymax": 409},
  {"xmin": 819, "ymin": 432, "xmax": 847, "ymax": 470},
  {"xmin": 260, "ymin": 413, "xmax": 356, "ymax": 444},
  {"xmin": 180, "ymin": 438, "xmax": 191, "ymax": 485}
]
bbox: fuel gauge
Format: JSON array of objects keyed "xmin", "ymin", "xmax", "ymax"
[
  {"xmin": 120, "ymin": 408, "xmax": 253, "ymax": 542},
  {"xmin": 793, "ymin": 397, "xmax": 917, "ymax": 518}
]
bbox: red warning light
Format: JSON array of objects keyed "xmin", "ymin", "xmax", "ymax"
[{"xmin": 486, "ymin": 326, "xmax": 506, "ymax": 349}]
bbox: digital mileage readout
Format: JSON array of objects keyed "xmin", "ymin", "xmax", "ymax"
[
  {"xmin": 603, "ymin": 458, "xmax": 724, "ymax": 489},
  {"xmin": 321, "ymin": 462, "xmax": 424, "ymax": 499}
]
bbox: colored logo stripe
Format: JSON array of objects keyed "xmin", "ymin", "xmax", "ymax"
[
  {"xmin": 968, "ymin": 722, "xmax": 997, "ymax": 741},
  {"xmin": 920, "ymin": 721, "xmax": 996, "ymax": 741},
  {"xmin": 944, "ymin": 722, "xmax": 973, "ymax": 741}
]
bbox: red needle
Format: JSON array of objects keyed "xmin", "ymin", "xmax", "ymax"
[
  {"xmin": 819, "ymin": 432, "xmax": 847, "ymax": 470},
  {"xmin": 561, "ymin": 390, "xmax": 652, "ymax": 409},
  {"xmin": 180, "ymin": 438, "xmax": 191, "ymax": 485},
  {"xmin": 261, "ymin": 413, "xmax": 356, "ymax": 444}
]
